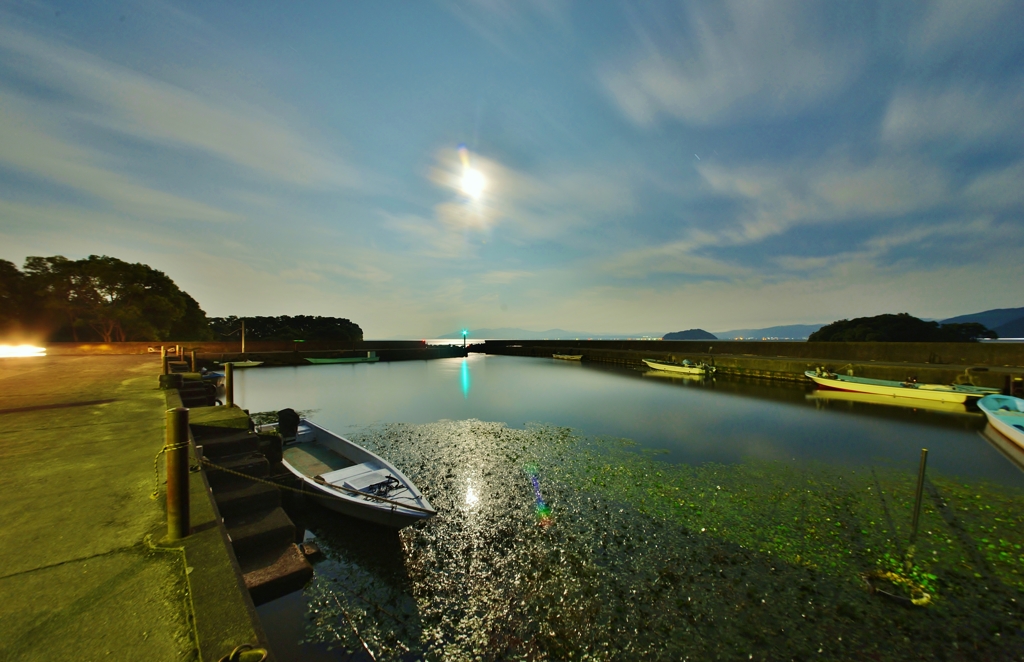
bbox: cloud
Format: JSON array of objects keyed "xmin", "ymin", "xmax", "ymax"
[
  {"xmin": 0, "ymin": 99, "xmax": 240, "ymax": 223},
  {"xmin": 600, "ymin": 0, "xmax": 864, "ymax": 126},
  {"xmin": 908, "ymin": 0, "xmax": 1020, "ymax": 58},
  {"xmin": 0, "ymin": 24, "xmax": 360, "ymax": 190},
  {"xmin": 882, "ymin": 83, "xmax": 1024, "ymax": 147},
  {"xmin": 478, "ymin": 270, "xmax": 532, "ymax": 284}
]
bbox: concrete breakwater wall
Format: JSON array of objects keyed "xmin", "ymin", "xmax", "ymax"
[
  {"xmin": 478, "ymin": 340, "xmax": 1024, "ymax": 388},
  {"xmin": 45, "ymin": 339, "xmax": 432, "ymax": 355}
]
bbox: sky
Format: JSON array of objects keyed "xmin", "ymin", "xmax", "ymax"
[{"xmin": 1, "ymin": 1, "xmax": 1022, "ymax": 338}]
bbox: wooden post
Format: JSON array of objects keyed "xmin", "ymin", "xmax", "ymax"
[
  {"xmin": 241, "ymin": 320, "xmax": 246, "ymax": 355},
  {"xmin": 161, "ymin": 346, "xmax": 168, "ymax": 375},
  {"xmin": 165, "ymin": 407, "xmax": 190, "ymax": 540},
  {"xmin": 190, "ymin": 349, "xmax": 197, "ymax": 372},
  {"xmin": 225, "ymin": 362, "xmax": 234, "ymax": 407}
]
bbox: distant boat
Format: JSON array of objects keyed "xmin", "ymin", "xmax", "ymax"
[
  {"xmin": 977, "ymin": 394, "xmax": 1024, "ymax": 451},
  {"xmin": 642, "ymin": 358, "xmax": 714, "ymax": 375},
  {"xmin": 277, "ymin": 419, "xmax": 436, "ymax": 528},
  {"xmin": 221, "ymin": 361, "xmax": 263, "ymax": 368},
  {"xmin": 804, "ymin": 370, "xmax": 999, "ymax": 404},
  {"xmin": 552, "ymin": 354, "xmax": 583, "ymax": 361}
]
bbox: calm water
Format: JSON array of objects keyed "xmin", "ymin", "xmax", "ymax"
[{"xmin": 236, "ymin": 355, "xmax": 1024, "ymax": 661}]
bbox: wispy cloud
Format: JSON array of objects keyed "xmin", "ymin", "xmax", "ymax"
[
  {"xmin": 600, "ymin": 0, "xmax": 864, "ymax": 126},
  {"xmin": 0, "ymin": 98, "xmax": 240, "ymax": 223},
  {"xmin": 0, "ymin": 23, "xmax": 360, "ymax": 190},
  {"xmin": 882, "ymin": 83, "xmax": 1024, "ymax": 147}
]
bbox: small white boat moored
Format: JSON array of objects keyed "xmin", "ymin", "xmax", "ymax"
[
  {"xmin": 552, "ymin": 354, "xmax": 583, "ymax": 361},
  {"xmin": 977, "ymin": 394, "xmax": 1024, "ymax": 451},
  {"xmin": 277, "ymin": 419, "xmax": 436, "ymax": 528},
  {"xmin": 642, "ymin": 358, "xmax": 714, "ymax": 375},
  {"xmin": 804, "ymin": 370, "xmax": 999, "ymax": 404}
]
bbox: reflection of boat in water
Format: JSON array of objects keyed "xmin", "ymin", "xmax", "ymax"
[
  {"xmin": 552, "ymin": 354, "xmax": 583, "ymax": 361},
  {"xmin": 977, "ymin": 395, "xmax": 1024, "ymax": 451},
  {"xmin": 278, "ymin": 419, "xmax": 436, "ymax": 528},
  {"xmin": 642, "ymin": 369, "xmax": 705, "ymax": 383},
  {"xmin": 978, "ymin": 422, "xmax": 1024, "ymax": 473},
  {"xmin": 642, "ymin": 359, "xmax": 714, "ymax": 375},
  {"xmin": 806, "ymin": 389, "xmax": 975, "ymax": 415},
  {"xmin": 804, "ymin": 370, "xmax": 998, "ymax": 404},
  {"xmin": 307, "ymin": 352, "xmax": 379, "ymax": 365}
]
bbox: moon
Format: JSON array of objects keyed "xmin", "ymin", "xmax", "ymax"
[{"xmin": 460, "ymin": 168, "xmax": 486, "ymax": 200}]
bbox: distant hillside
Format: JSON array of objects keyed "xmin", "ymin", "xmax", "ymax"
[
  {"xmin": 940, "ymin": 307, "xmax": 1024, "ymax": 329},
  {"xmin": 663, "ymin": 329, "xmax": 717, "ymax": 340},
  {"xmin": 431, "ymin": 327, "xmax": 663, "ymax": 340},
  {"xmin": 809, "ymin": 313, "xmax": 995, "ymax": 342},
  {"xmin": 994, "ymin": 317, "xmax": 1024, "ymax": 338},
  {"xmin": 713, "ymin": 323, "xmax": 825, "ymax": 340}
]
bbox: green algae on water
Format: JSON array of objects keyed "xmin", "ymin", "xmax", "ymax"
[{"xmin": 296, "ymin": 419, "xmax": 1024, "ymax": 661}]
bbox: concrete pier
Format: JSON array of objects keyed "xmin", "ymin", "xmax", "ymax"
[
  {"xmin": 478, "ymin": 339, "xmax": 1024, "ymax": 388},
  {"xmin": 0, "ymin": 355, "xmax": 269, "ymax": 661}
]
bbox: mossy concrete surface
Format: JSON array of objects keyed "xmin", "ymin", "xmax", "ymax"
[{"xmin": 0, "ymin": 356, "xmax": 265, "ymax": 661}]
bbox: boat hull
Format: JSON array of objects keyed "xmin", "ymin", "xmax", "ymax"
[
  {"xmin": 642, "ymin": 359, "xmax": 708, "ymax": 375},
  {"xmin": 804, "ymin": 371, "xmax": 996, "ymax": 404},
  {"xmin": 977, "ymin": 395, "xmax": 1024, "ymax": 451},
  {"xmin": 280, "ymin": 420, "xmax": 435, "ymax": 528},
  {"xmin": 552, "ymin": 354, "xmax": 582, "ymax": 361}
]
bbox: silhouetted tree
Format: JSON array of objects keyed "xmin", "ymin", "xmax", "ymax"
[
  {"xmin": 808, "ymin": 313, "xmax": 997, "ymax": 342},
  {"xmin": 208, "ymin": 315, "xmax": 363, "ymax": 342},
  {"xmin": 7, "ymin": 255, "xmax": 214, "ymax": 341}
]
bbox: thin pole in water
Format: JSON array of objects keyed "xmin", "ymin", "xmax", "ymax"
[{"xmin": 910, "ymin": 448, "xmax": 928, "ymax": 544}]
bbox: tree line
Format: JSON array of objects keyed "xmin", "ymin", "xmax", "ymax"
[
  {"xmin": 808, "ymin": 313, "xmax": 996, "ymax": 342},
  {"xmin": 0, "ymin": 255, "xmax": 362, "ymax": 343}
]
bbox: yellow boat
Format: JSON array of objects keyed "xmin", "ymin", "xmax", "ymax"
[
  {"xmin": 642, "ymin": 358, "xmax": 713, "ymax": 375},
  {"xmin": 804, "ymin": 370, "xmax": 999, "ymax": 404},
  {"xmin": 552, "ymin": 354, "xmax": 583, "ymax": 361}
]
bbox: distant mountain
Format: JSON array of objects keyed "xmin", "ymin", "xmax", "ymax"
[
  {"xmin": 431, "ymin": 327, "xmax": 663, "ymax": 340},
  {"xmin": 663, "ymin": 329, "xmax": 717, "ymax": 340},
  {"xmin": 940, "ymin": 307, "xmax": 1024, "ymax": 329},
  {"xmin": 994, "ymin": 316, "xmax": 1024, "ymax": 338},
  {"xmin": 713, "ymin": 323, "xmax": 825, "ymax": 340}
]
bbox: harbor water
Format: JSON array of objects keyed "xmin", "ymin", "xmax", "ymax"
[{"xmin": 235, "ymin": 355, "xmax": 1024, "ymax": 660}]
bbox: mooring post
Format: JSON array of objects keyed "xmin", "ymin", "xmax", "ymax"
[
  {"xmin": 165, "ymin": 407, "xmax": 190, "ymax": 540},
  {"xmin": 160, "ymin": 346, "xmax": 168, "ymax": 375},
  {"xmin": 190, "ymin": 349, "xmax": 197, "ymax": 372},
  {"xmin": 910, "ymin": 448, "xmax": 929, "ymax": 544},
  {"xmin": 225, "ymin": 362, "xmax": 234, "ymax": 407}
]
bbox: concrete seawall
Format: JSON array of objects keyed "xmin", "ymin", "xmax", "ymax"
[{"xmin": 477, "ymin": 340, "xmax": 1024, "ymax": 389}]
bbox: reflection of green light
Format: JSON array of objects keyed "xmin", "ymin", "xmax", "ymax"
[{"xmin": 461, "ymin": 358, "xmax": 470, "ymax": 399}]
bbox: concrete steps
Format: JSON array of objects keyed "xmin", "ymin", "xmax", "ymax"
[
  {"xmin": 242, "ymin": 544, "xmax": 315, "ymax": 607},
  {"xmin": 225, "ymin": 506, "xmax": 295, "ymax": 557},
  {"xmin": 205, "ymin": 452, "xmax": 270, "ymax": 489},
  {"xmin": 214, "ymin": 481, "xmax": 281, "ymax": 518}
]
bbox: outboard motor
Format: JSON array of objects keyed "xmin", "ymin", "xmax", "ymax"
[{"xmin": 278, "ymin": 408, "xmax": 300, "ymax": 440}]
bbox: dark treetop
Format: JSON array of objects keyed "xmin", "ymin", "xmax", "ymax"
[
  {"xmin": 208, "ymin": 315, "xmax": 362, "ymax": 343},
  {"xmin": 807, "ymin": 313, "xmax": 997, "ymax": 342},
  {"xmin": 1, "ymin": 255, "xmax": 212, "ymax": 342}
]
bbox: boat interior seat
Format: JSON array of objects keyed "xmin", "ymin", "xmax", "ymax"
[
  {"xmin": 319, "ymin": 462, "xmax": 388, "ymax": 492},
  {"xmin": 295, "ymin": 425, "xmax": 316, "ymax": 443}
]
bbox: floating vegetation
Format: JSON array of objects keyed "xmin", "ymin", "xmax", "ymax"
[{"xmin": 292, "ymin": 419, "xmax": 1024, "ymax": 661}]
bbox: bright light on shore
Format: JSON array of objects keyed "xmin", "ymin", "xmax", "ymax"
[{"xmin": 0, "ymin": 344, "xmax": 46, "ymax": 358}]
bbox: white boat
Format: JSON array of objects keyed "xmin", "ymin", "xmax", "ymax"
[
  {"xmin": 977, "ymin": 394, "xmax": 1024, "ymax": 451},
  {"xmin": 804, "ymin": 370, "xmax": 999, "ymax": 404},
  {"xmin": 552, "ymin": 354, "xmax": 583, "ymax": 361},
  {"xmin": 278, "ymin": 419, "xmax": 436, "ymax": 528},
  {"xmin": 642, "ymin": 358, "xmax": 714, "ymax": 375},
  {"xmin": 221, "ymin": 360, "xmax": 264, "ymax": 368}
]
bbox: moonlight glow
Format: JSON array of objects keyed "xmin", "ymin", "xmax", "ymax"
[{"xmin": 460, "ymin": 168, "xmax": 486, "ymax": 200}]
